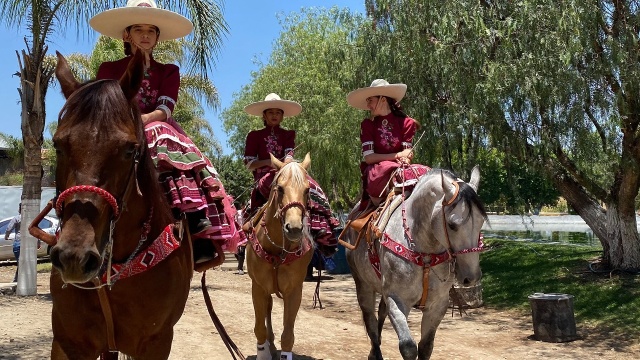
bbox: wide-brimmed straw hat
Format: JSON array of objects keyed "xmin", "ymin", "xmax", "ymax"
[
  {"xmin": 346, "ymin": 79, "xmax": 407, "ymax": 110},
  {"xmin": 90, "ymin": 0, "xmax": 193, "ymax": 42},
  {"xmin": 244, "ymin": 93, "xmax": 302, "ymax": 118}
]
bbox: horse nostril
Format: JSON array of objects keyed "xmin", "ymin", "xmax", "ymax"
[
  {"xmin": 284, "ymin": 223, "xmax": 291, "ymax": 233},
  {"xmin": 50, "ymin": 247, "xmax": 64, "ymax": 271},
  {"xmin": 82, "ymin": 252, "xmax": 101, "ymax": 275}
]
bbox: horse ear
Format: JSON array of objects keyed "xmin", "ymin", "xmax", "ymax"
[
  {"xmin": 55, "ymin": 51, "xmax": 81, "ymax": 99},
  {"xmin": 469, "ymin": 165, "xmax": 481, "ymax": 192},
  {"xmin": 441, "ymin": 170, "xmax": 457, "ymax": 203},
  {"xmin": 119, "ymin": 51, "xmax": 145, "ymax": 100},
  {"xmin": 301, "ymin": 153, "xmax": 311, "ymax": 170},
  {"xmin": 270, "ymin": 153, "xmax": 284, "ymax": 170}
]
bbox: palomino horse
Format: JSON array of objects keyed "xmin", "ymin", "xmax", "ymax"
[
  {"xmin": 246, "ymin": 153, "xmax": 314, "ymax": 360},
  {"xmin": 46, "ymin": 51, "xmax": 193, "ymax": 359},
  {"xmin": 344, "ymin": 167, "xmax": 487, "ymax": 360}
]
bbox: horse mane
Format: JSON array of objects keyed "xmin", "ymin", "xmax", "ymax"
[
  {"xmin": 58, "ymin": 79, "xmax": 173, "ymax": 226},
  {"xmin": 422, "ymin": 168, "xmax": 489, "ymax": 222},
  {"xmin": 265, "ymin": 161, "xmax": 309, "ymax": 215},
  {"xmin": 272, "ymin": 161, "xmax": 308, "ymax": 189}
]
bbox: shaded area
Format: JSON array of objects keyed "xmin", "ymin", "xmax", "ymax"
[{"xmin": 481, "ymin": 239, "xmax": 640, "ymax": 343}]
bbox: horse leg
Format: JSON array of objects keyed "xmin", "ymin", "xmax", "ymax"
[
  {"xmin": 266, "ymin": 293, "xmax": 277, "ymax": 356},
  {"xmin": 352, "ymin": 275, "xmax": 384, "ymax": 360},
  {"xmin": 280, "ymin": 283, "xmax": 304, "ymax": 360},
  {"xmin": 377, "ymin": 297, "xmax": 388, "ymax": 343},
  {"xmin": 385, "ymin": 294, "xmax": 417, "ymax": 360},
  {"xmin": 417, "ymin": 299, "xmax": 449, "ymax": 360},
  {"xmin": 252, "ymin": 281, "xmax": 275, "ymax": 360}
]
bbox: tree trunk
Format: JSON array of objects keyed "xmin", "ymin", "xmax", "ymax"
[
  {"xmin": 607, "ymin": 205, "xmax": 640, "ymax": 269},
  {"xmin": 555, "ymin": 169, "xmax": 640, "ymax": 270},
  {"xmin": 16, "ymin": 49, "xmax": 49, "ymax": 295}
]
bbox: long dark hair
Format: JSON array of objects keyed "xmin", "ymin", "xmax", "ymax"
[{"xmin": 382, "ymin": 96, "xmax": 408, "ymax": 118}]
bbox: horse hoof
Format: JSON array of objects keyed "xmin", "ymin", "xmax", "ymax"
[{"xmin": 256, "ymin": 341, "xmax": 272, "ymax": 360}]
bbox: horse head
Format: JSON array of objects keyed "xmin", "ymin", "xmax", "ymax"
[
  {"xmin": 50, "ymin": 51, "xmax": 166, "ymax": 284},
  {"xmin": 411, "ymin": 166, "xmax": 487, "ymax": 287},
  {"xmin": 266, "ymin": 153, "xmax": 311, "ymax": 243}
]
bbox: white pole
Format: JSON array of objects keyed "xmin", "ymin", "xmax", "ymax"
[{"xmin": 16, "ymin": 198, "xmax": 38, "ymax": 296}]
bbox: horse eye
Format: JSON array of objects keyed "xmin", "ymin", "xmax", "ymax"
[
  {"xmin": 124, "ymin": 143, "xmax": 138, "ymax": 158},
  {"xmin": 277, "ymin": 186, "xmax": 284, "ymax": 195}
]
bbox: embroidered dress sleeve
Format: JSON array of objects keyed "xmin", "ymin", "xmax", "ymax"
[
  {"xmin": 402, "ymin": 117, "xmax": 418, "ymax": 150},
  {"xmin": 360, "ymin": 119, "xmax": 375, "ymax": 158},
  {"xmin": 156, "ymin": 64, "xmax": 180, "ymax": 119},
  {"xmin": 284, "ymin": 130, "xmax": 296, "ymax": 160},
  {"xmin": 244, "ymin": 131, "xmax": 259, "ymax": 169}
]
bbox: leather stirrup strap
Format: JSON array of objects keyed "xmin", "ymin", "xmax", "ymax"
[
  {"xmin": 93, "ymin": 279, "xmax": 117, "ymax": 351},
  {"xmin": 417, "ymin": 267, "xmax": 431, "ymax": 310},
  {"xmin": 337, "ymin": 221, "xmax": 356, "ymax": 250}
]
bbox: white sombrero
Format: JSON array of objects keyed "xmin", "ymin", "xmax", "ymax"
[
  {"xmin": 244, "ymin": 93, "xmax": 302, "ymax": 118},
  {"xmin": 90, "ymin": 0, "xmax": 193, "ymax": 42},
  {"xmin": 346, "ymin": 79, "xmax": 407, "ymax": 110}
]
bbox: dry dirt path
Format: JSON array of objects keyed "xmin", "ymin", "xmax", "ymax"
[{"xmin": 0, "ymin": 264, "xmax": 638, "ymax": 360}]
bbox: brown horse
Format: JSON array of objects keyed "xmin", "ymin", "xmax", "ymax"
[
  {"xmin": 246, "ymin": 153, "xmax": 314, "ymax": 360},
  {"xmin": 47, "ymin": 51, "xmax": 193, "ymax": 359}
]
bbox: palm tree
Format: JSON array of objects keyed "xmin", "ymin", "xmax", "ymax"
[{"xmin": 0, "ymin": 0, "xmax": 228, "ymax": 295}]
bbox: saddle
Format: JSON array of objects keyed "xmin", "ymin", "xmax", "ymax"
[{"xmin": 338, "ymin": 191, "xmax": 400, "ymax": 251}]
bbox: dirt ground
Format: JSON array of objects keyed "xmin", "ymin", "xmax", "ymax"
[{"xmin": 0, "ymin": 262, "xmax": 638, "ymax": 360}]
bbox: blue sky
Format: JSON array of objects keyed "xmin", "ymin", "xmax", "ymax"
[{"xmin": 0, "ymin": 1, "xmax": 364, "ymax": 154}]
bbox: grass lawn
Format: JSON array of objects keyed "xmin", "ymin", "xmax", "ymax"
[{"xmin": 481, "ymin": 238, "xmax": 640, "ymax": 336}]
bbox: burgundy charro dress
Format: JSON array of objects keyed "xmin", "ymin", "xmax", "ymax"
[
  {"xmin": 244, "ymin": 125, "xmax": 339, "ymax": 249},
  {"xmin": 97, "ymin": 56, "xmax": 246, "ymax": 253},
  {"xmin": 359, "ymin": 113, "xmax": 430, "ymax": 208}
]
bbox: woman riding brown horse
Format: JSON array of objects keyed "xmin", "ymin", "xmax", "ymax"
[{"xmin": 47, "ymin": 50, "xmax": 193, "ymax": 359}]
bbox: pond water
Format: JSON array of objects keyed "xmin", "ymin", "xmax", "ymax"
[{"xmin": 482, "ymin": 215, "xmax": 600, "ymax": 247}]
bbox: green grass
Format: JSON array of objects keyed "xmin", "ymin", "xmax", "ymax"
[
  {"xmin": 36, "ymin": 262, "xmax": 52, "ymax": 273},
  {"xmin": 481, "ymin": 238, "xmax": 640, "ymax": 335}
]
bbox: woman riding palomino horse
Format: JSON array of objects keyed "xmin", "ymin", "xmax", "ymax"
[
  {"xmin": 245, "ymin": 153, "xmax": 315, "ymax": 360},
  {"xmin": 48, "ymin": 49, "xmax": 193, "ymax": 359},
  {"xmin": 92, "ymin": 0, "xmax": 245, "ymax": 270},
  {"xmin": 243, "ymin": 93, "xmax": 339, "ymax": 256}
]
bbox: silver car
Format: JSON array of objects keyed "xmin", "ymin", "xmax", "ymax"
[{"xmin": 0, "ymin": 215, "xmax": 58, "ymax": 261}]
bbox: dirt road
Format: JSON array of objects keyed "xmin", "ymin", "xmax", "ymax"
[{"xmin": 0, "ymin": 264, "xmax": 637, "ymax": 360}]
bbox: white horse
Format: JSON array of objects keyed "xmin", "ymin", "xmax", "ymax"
[{"xmin": 345, "ymin": 167, "xmax": 487, "ymax": 360}]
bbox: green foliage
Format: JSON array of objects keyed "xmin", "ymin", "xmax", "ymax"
[
  {"xmin": 481, "ymin": 239, "xmax": 640, "ymax": 335},
  {"xmin": 0, "ymin": 133, "xmax": 24, "ymax": 169},
  {"xmin": 0, "ymin": 171, "xmax": 24, "ymax": 186},
  {"xmin": 361, "ymin": 1, "xmax": 640, "ymax": 267},
  {"xmin": 212, "ymin": 155, "xmax": 254, "ymax": 206}
]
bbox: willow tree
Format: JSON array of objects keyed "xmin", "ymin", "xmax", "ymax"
[
  {"xmin": 364, "ymin": 0, "xmax": 639, "ymax": 270},
  {"xmin": 1, "ymin": 0, "xmax": 228, "ymax": 295},
  {"xmin": 222, "ymin": 7, "xmax": 366, "ymax": 209}
]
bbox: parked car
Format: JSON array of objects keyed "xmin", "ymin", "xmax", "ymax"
[{"xmin": 0, "ymin": 215, "xmax": 58, "ymax": 261}]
